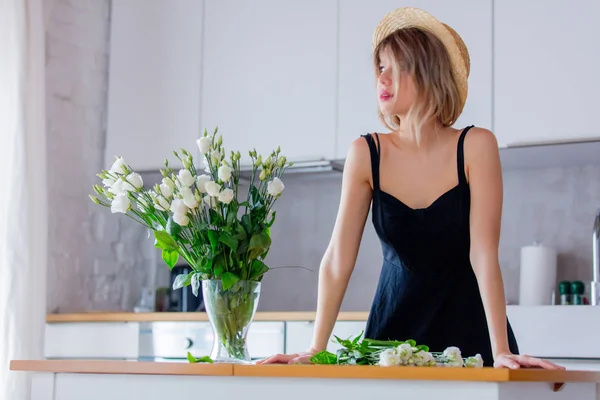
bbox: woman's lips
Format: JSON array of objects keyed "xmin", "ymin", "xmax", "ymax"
[{"xmin": 379, "ymin": 91, "xmax": 392, "ymax": 101}]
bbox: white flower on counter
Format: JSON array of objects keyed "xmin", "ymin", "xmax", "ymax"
[
  {"xmin": 378, "ymin": 348, "xmax": 401, "ymax": 367},
  {"xmin": 396, "ymin": 343, "xmax": 413, "ymax": 362},
  {"xmin": 218, "ymin": 188, "xmax": 234, "ymax": 205},
  {"xmin": 109, "ymin": 156, "xmax": 127, "ymax": 174},
  {"xmin": 177, "ymin": 169, "xmax": 195, "ymax": 187},
  {"xmin": 110, "ymin": 194, "xmax": 130, "ymax": 213},
  {"xmin": 442, "ymin": 346, "xmax": 463, "ymax": 367},
  {"xmin": 126, "ymin": 173, "xmax": 143, "ymax": 191},
  {"xmin": 196, "ymin": 137, "xmax": 212, "ymax": 154},
  {"xmin": 196, "ymin": 174, "xmax": 211, "ymax": 193},
  {"xmin": 413, "ymin": 351, "xmax": 436, "ymax": 367},
  {"xmin": 267, "ymin": 177, "xmax": 285, "ymax": 197},
  {"xmin": 159, "ymin": 182, "xmax": 173, "ymax": 198},
  {"xmin": 173, "ymin": 212, "xmax": 190, "ymax": 227},
  {"xmin": 218, "ymin": 165, "xmax": 233, "ymax": 183},
  {"xmin": 205, "ymin": 181, "xmax": 221, "ymax": 197},
  {"xmin": 464, "ymin": 354, "xmax": 484, "ymax": 368}
]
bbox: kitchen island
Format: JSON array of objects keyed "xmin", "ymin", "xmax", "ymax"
[{"xmin": 10, "ymin": 359, "xmax": 600, "ymax": 400}]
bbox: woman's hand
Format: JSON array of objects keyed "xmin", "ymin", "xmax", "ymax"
[
  {"xmin": 493, "ymin": 352, "xmax": 565, "ymax": 370},
  {"xmin": 256, "ymin": 350, "xmax": 315, "ymax": 365}
]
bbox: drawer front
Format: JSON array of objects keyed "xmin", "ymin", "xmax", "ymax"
[{"xmin": 139, "ymin": 321, "xmax": 285, "ymax": 360}]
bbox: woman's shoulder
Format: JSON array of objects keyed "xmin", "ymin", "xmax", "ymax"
[{"xmin": 461, "ymin": 126, "xmax": 501, "ymax": 174}]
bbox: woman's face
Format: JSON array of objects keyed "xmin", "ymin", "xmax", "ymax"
[{"xmin": 377, "ymin": 47, "xmax": 417, "ymax": 117}]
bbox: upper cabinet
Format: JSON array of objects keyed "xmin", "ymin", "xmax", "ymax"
[
  {"xmin": 494, "ymin": 0, "xmax": 600, "ymax": 147},
  {"xmin": 105, "ymin": 0, "xmax": 204, "ymax": 172},
  {"xmin": 201, "ymin": 0, "xmax": 338, "ymax": 165},
  {"xmin": 336, "ymin": 0, "xmax": 493, "ymax": 159}
]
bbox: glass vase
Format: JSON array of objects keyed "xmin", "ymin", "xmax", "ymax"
[{"xmin": 202, "ymin": 279, "xmax": 261, "ymax": 364}]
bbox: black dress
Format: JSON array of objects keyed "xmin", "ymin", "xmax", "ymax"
[{"xmin": 362, "ymin": 126, "xmax": 519, "ymax": 367}]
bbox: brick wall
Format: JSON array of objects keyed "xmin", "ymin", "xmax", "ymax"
[{"xmin": 45, "ymin": 0, "xmax": 156, "ymax": 312}]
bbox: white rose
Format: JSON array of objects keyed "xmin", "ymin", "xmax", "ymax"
[
  {"xmin": 196, "ymin": 174, "xmax": 211, "ymax": 193},
  {"xmin": 162, "ymin": 177, "xmax": 175, "ymax": 190},
  {"xmin": 181, "ymin": 189, "xmax": 199, "ymax": 209},
  {"xmin": 396, "ymin": 343, "xmax": 413, "ymax": 362},
  {"xmin": 126, "ymin": 173, "xmax": 143, "ymax": 190},
  {"xmin": 218, "ymin": 165, "xmax": 233, "ymax": 183},
  {"xmin": 109, "ymin": 156, "xmax": 126, "ymax": 174},
  {"xmin": 196, "ymin": 137, "xmax": 212, "ymax": 154},
  {"xmin": 267, "ymin": 177, "xmax": 285, "ymax": 197},
  {"xmin": 173, "ymin": 212, "xmax": 190, "ymax": 227},
  {"xmin": 110, "ymin": 194, "xmax": 130, "ymax": 214},
  {"xmin": 170, "ymin": 199, "xmax": 189, "ymax": 216},
  {"xmin": 159, "ymin": 182, "xmax": 173, "ymax": 198},
  {"xmin": 442, "ymin": 346, "xmax": 463, "ymax": 367},
  {"xmin": 203, "ymin": 195, "xmax": 218, "ymax": 209},
  {"xmin": 177, "ymin": 169, "xmax": 195, "ymax": 187},
  {"xmin": 464, "ymin": 354, "xmax": 484, "ymax": 368},
  {"xmin": 378, "ymin": 349, "xmax": 400, "ymax": 367},
  {"xmin": 413, "ymin": 351, "xmax": 435, "ymax": 367},
  {"xmin": 102, "ymin": 177, "xmax": 115, "ymax": 187},
  {"xmin": 109, "ymin": 178, "xmax": 128, "ymax": 195},
  {"xmin": 218, "ymin": 188, "xmax": 234, "ymax": 204},
  {"xmin": 205, "ymin": 181, "xmax": 221, "ymax": 197}
]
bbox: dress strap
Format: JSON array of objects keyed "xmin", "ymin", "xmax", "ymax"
[
  {"xmin": 362, "ymin": 133, "xmax": 381, "ymax": 192},
  {"xmin": 457, "ymin": 125, "xmax": 475, "ymax": 185}
]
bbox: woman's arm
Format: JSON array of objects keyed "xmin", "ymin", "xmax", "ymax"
[
  {"xmin": 258, "ymin": 137, "xmax": 373, "ymax": 364},
  {"xmin": 465, "ymin": 127, "xmax": 562, "ymax": 370}
]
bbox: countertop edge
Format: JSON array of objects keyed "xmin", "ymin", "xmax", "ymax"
[
  {"xmin": 10, "ymin": 360, "xmax": 600, "ymax": 383},
  {"xmin": 45, "ymin": 311, "xmax": 370, "ymax": 323}
]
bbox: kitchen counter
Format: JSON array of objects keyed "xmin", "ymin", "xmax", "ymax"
[
  {"xmin": 11, "ymin": 360, "xmax": 600, "ymax": 399},
  {"xmin": 46, "ymin": 311, "xmax": 370, "ymax": 322}
]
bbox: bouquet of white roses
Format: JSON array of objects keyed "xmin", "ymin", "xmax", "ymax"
[
  {"xmin": 310, "ymin": 332, "xmax": 484, "ymax": 368},
  {"xmin": 90, "ymin": 126, "xmax": 293, "ymax": 295}
]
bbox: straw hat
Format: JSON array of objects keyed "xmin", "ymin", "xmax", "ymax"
[{"xmin": 373, "ymin": 7, "xmax": 471, "ymax": 114}]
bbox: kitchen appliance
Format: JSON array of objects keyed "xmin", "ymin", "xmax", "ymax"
[{"xmin": 169, "ymin": 264, "xmax": 205, "ymax": 312}]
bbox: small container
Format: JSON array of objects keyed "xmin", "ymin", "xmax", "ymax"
[
  {"xmin": 571, "ymin": 281, "xmax": 585, "ymax": 305},
  {"xmin": 558, "ymin": 281, "xmax": 572, "ymax": 305}
]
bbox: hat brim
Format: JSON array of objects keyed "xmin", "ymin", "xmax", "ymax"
[{"xmin": 372, "ymin": 7, "xmax": 470, "ymax": 116}]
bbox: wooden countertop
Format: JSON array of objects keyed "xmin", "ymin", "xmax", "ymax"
[
  {"xmin": 10, "ymin": 360, "xmax": 600, "ymax": 387},
  {"xmin": 46, "ymin": 311, "xmax": 370, "ymax": 323}
]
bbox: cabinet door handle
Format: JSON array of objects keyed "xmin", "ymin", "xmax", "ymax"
[{"xmin": 185, "ymin": 338, "xmax": 194, "ymax": 349}]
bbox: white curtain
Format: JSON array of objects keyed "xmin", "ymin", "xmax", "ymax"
[{"xmin": 0, "ymin": 0, "xmax": 48, "ymax": 399}]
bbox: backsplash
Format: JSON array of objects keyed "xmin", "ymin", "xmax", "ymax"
[{"xmin": 44, "ymin": 0, "xmax": 600, "ymax": 313}]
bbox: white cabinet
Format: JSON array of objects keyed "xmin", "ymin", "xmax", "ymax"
[
  {"xmin": 494, "ymin": 0, "xmax": 600, "ymax": 147},
  {"xmin": 45, "ymin": 322, "xmax": 140, "ymax": 359},
  {"xmin": 201, "ymin": 0, "xmax": 338, "ymax": 165},
  {"xmin": 336, "ymin": 0, "xmax": 493, "ymax": 158},
  {"xmin": 105, "ymin": 0, "xmax": 204, "ymax": 171},
  {"xmin": 285, "ymin": 320, "xmax": 367, "ymax": 354}
]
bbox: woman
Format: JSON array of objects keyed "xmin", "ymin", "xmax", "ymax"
[{"xmin": 259, "ymin": 7, "xmax": 563, "ymax": 369}]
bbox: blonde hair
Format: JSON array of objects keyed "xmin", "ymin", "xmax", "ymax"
[{"xmin": 374, "ymin": 27, "xmax": 462, "ymax": 140}]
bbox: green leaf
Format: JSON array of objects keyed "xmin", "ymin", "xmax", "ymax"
[
  {"xmin": 266, "ymin": 210, "xmax": 277, "ymax": 228},
  {"xmin": 161, "ymin": 249, "xmax": 179, "ymax": 270},
  {"xmin": 221, "ymin": 271, "xmax": 240, "ymax": 290},
  {"xmin": 172, "ymin": 273, "xmax": 192, "ymax": 290},
  {"xmin": 191, "ymin": 273, "xmax": 201, "ymax": 297},
  {"xmin": 249, "ymin": 259, "xmax": 269, "ymax": 280},
  {"xmin": 249, "ymin": 230, "xmax": 271, "ymax": 256},
  {"xmin": 187, "ymin": 352, "xmax": 214, "ymax": 364},
  {"xmin": 154, "ymin": 231, "xmax": 178, "ymax": 251},
  {"xmin": 213, "ymin": 253, "xmax": 226, "ymax": 277},
  {"xmin": 166, "ymin": 216, "xmax": 182, "ymax": 237},
  {"xmin": 309, "ymin": 351, "xmax": 337, "ymax": 365},
  {"xmin": 219, "ymin": 231, "xmax": 238, "ymax": 252},
  {"xmin": 407, "ymin": 339, "xmax": 416, "ymax": 347},
  {"xmin": 241, "ymin": 214, "xmax": 253, "ymax": 235},
  {"xmin": 207, "ymin": 230, "xmax": 220, "ymax": 253},
  {"xmin": 187, "ymin": 352, "xmax": 197, "ymax": 363},
  {"xmin": 416, "ymin": 344, "xmax": 429, "ymax": 352}
]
